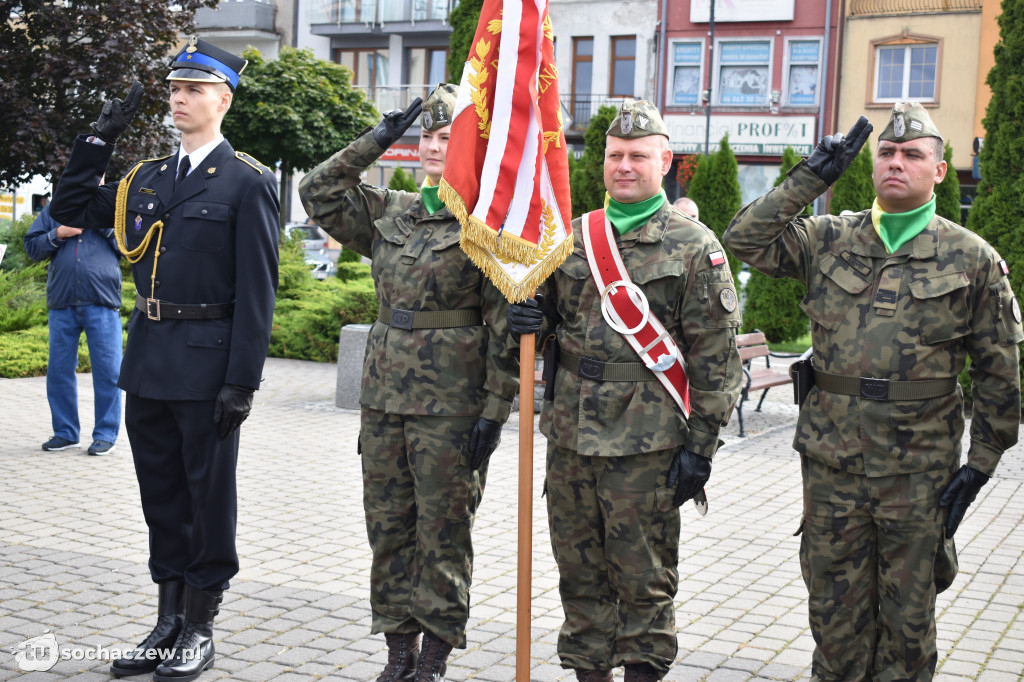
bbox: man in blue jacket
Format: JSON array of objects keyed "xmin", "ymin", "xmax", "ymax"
[{"xmin": 24, "ymin": 199, "xmax": 123, "ymax": 456}]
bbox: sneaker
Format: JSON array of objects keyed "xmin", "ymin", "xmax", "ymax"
[
  {"xmin": 42, "ymin": 436, "xmax": 80, "ymax": 451},
  {"xmin": 87, "ymin": 440, "xmax": 115, "ymax": 456}
]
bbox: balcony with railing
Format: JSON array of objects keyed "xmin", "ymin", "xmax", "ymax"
[
  {"xmin": 849, "ymin": 0, "xmax": 983, "ymax": 16},
  {"xmin": 196, "ymin": 0, "xmax": 276, "ymax": 32},
  {"xmin": 309, "ymin": 0, "xmax": 455, "ymax": 26},
  {"xmin": 564, "ymin": 94, "xmax": 632, "ymax": 132}
]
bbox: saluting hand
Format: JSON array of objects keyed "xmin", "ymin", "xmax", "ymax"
[
  {"xmin": 806, "ymin": 115, "xmax": 873, "ymax": 186},
  {"xmin": 90, "ymin": 80, "xmax": 144, "ymax": 145},
  {"xmin": 372, "ymin": 97, "xmax": 424, "ymax": 149}
]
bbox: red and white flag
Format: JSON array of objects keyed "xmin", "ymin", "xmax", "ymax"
[{"xmin": 439, "ymin": 0, "xmax": 573, "ymax": 303}]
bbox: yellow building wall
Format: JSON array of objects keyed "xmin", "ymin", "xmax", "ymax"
[
  {"xmin": 974, "ymin": 0, "xmax": 1001, "ymax": 140},
  {"xmin": 839, "ymin": 11, "xmax": 982, "ymax": 170}
]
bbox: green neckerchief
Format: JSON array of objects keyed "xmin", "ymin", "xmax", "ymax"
[
  {"xmin": 420, "ymin": 178, "xmax": 443, "ymax": 215},
  {"xmin": 604, "ymin": 190, "xmax": 667, "ymax": 235},
  {"xmin": 871, "ymin": 194, "xmax": 936, "ymax": 254}
]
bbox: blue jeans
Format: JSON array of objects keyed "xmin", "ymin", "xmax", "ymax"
[{"xmin": 47, "ymin": 305, "xmax": 123, "ymax": 443}]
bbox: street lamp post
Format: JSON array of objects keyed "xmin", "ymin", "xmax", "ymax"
[{"xmin": 704, "ymin": 0, "xmax": 716, "ymax": 156}]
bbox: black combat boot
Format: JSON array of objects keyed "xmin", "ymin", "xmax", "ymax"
[
  {"xmin": 376, "ymin": 632, "xmax": 421, "ymax": 682},
  {"xmin": 414, "ymin": 632, "xmax": 453, "ymax": 681},
  {"xmin": 574, "ymin": 669, "xmax": 614, "ymax": 681},
  {"xmin": 624, "ymin": 662, "xmax": 661, "ymax": 681},
  {"xmin": 152, "ymin": 586, "xmax": 222, "ymax": 682},
  {"xmin": 110, "ymin": 581, "xmax": 185, "ymax": 677}
]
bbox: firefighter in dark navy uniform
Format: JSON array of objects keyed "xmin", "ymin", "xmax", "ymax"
[{"xmin": 50, "ymin": 37, "xmax": 279, "ymax": 682}]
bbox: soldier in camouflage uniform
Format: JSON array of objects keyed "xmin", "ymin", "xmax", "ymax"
[
  {"xmin": 508, "ymin": 100, "xmax": 742, "ymax": 682},
  {"xmin": 724, "ymin": 103, "xmax": 1022, "ymax": 681},
  {"xmin": 298, "ymin": 84, "xmax": 520, "ymax": 682}
]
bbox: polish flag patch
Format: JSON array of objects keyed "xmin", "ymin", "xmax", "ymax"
[
  {"xmin": 999, "ymin": 259, "xmax": 1010, "ymax": 275},
  {"xmin": 709, "ymin": 250, "xmax": 726, "ymax": 267}
]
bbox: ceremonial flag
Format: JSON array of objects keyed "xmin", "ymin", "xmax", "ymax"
[{"xmin": 439, "ymin": 0, "xmax": 573, "ymax": 303}]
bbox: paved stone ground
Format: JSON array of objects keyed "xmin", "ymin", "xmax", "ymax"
[{"xmin": 1, "ymin": 358, "xmax": 1022, "ymax": 680}]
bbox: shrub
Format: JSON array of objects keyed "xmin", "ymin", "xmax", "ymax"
[
  {"xmin": 742, "ymin": 270, "xmax": 808, "ymax": 343},
  {"xmin": 0, "ymin": 262, "xmax": 48, "ymax": 332},
  {"xmin": 388, "ymin": 165, "xmax": 420, "ymax": 192},
  {"xmin": 269, "ymin": 277, "xmax": 377, "ymax": 362},
  {"xmin": 337, "ymin": 247, "xmax": 362, "ymax": 264},
  {"xmin": 336, "ymin": 262, "xmax": 371, "ymax": 282},
  {"xmin": 0, "ymin": 213, "xmax": 39, "ymax": 274},
  {"xmin": 0, "ymin": 325, "xmax": 96, "ymax": 378}
]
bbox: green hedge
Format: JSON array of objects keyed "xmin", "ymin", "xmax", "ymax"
[{"xmin": 0, "ymin": 236, "xmax": 380, "ymax": 377}]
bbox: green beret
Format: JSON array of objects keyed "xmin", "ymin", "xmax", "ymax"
[
  {"xmin": 878, "ymin": 101, "xmax": 942, "ymax": 144},
  {"xmin": 607, "ymin": 99, "xmax": 669, "ymax": 139},
  {"xmin": 421, "ymin": 83, "xmax": 459, "ymax": 132}
]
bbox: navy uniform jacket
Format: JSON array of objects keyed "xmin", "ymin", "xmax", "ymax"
[{"xmin": 51, "ymin": 135, "xmax": 280, "ymax": 401}]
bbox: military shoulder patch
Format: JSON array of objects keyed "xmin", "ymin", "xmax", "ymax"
[
  {"xmin": 999, "ymin": 259, "xmax": 1009, "ymax": 276},
  {"xmin": 708, "ymin": 250, "xmax": 726, "ymax": 267},
  {"xmin": 235, "ymin": 151, "xmax": 270, "ymax": 174}
]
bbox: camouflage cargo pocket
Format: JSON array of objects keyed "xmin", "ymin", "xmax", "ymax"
[{"xmin": 907, "ymin": 271, "xmax": 970, "ymax": 344}]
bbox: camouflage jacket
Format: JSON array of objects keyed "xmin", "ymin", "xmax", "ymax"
[
  {"xmin": 537, "ymin": 203, "xmax": 742, "ymax": 459},
  {"xmin": 298, "ymin": 132, "xmax": 519, "ymax": 420},
  {"xmin": 724, "ymin": 162, "xmax": 1022, "ymax": 477}
]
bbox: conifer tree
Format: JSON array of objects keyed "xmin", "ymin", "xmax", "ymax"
[
  {"xmin": 828, "ymin": 144, "xmax": 874, "ymax": 214},
  {"xmin": 688, "ymin": 135, "xmax": 742, "ymax": 278},
  {"xmin": 388, "ymin": 165, "xmax": 420, "ymax": 192},
  {"xmin": 741, "ymin": 146, "xmax": 808, "ymax": 342},
  {"xmin": 570, "ymin": 105, "xmax": 617, "ymax": 218},
  {"xmin": 935, "ymin": 142, "xmax": 961, "ymax": 225}
]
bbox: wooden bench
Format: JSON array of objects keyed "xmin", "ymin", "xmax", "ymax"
[{"xmin": 735, "ymin": 330, "xmax": 794, "ymax": 437}]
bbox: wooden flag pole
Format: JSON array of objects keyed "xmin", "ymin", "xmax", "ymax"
[{"xmin": 516, "ymin": 334, "xmax": 535, "ymax": 681}]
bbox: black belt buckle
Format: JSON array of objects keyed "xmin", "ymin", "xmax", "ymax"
[
  {"xmin": 390, "ymin": 308, "xmax": 414, "ymax": 331},
  {"xmin": 146, "ymin": 298, "xmax": 161, "ymax": 321},
  {"xmin": 859, "ymin": 377, "xmax": 890, "ymax": 400},
  {"xmin": 578, "ymin": 357, "xmax": 605, "ymax": 381}
]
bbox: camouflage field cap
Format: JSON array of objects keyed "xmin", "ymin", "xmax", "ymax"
[
  {"xmin": 607, "ymin": 99, "xmax": 669, "ymax": 139},
  {"xmin": 878, "ymin": 101, "xmax": 942, "ymax": 144},
  {"xmin": 421, "ymin": 83, "xmax": 459, "ymax": 132}
]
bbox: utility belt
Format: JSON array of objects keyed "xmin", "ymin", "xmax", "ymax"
[
  {"xmin": 813, "ymin": 369, "xmax": 958, "ymax": 401},
  {"xmin": 377, "ymin": 306, "xmax": 482, "ymax": 331},
  {"xmin": 135, "ymin": 294, "xmax": 233, "ymax": 321},
  {"xmin": 559, "ymin": 350, "xmax": 655, "ymax": 382}
]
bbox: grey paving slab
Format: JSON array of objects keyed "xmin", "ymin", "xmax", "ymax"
[{"xmin": 2, "ymin": 358, "xmax": 1022, "ymax": 680}]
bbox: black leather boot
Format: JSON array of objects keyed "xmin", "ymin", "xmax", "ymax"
[
  {"xmin": 575, "ymin": 669, "xmax": 614, "ymax": 682},
  {"xmin": 152, "ymin": 586, "xmax": 222, "ymax": 682},
  {"xmin": 376, "ymin": 632, "xmax": 421, "ymax": 682},
  {"xmin": 110, "ymin": 581, "xmax": 185, "ymax": 677},
  {"xmin": 624, "ymin": 663, "xmax": 661, "ymax": 681},
  {"xmin": 414, "ymin": 632, "xmax": 453, "ymax": 682}
]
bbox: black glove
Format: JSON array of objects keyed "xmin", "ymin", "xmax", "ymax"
[
  {"xmin": 805, "ymin": 115, "xmax": 873, "ymax": 186},
  {"xmin": 372, "ymin": 97, "xmax": 423, "ymax": 149},
  {"xmin": 468, "ymin": 417, "xmax": 502, "ymax": 470},
  {"xmin": 666, "ymin": 448, "xmax": 711, "ymax": 508},
  {"xmin": 939, "ymin": 465, "xmax": 990, "ymax": 538},
  {"xmin": 90, "ymin": 81, "xmax": 144, "ymax": 145},
  {"xmin": 213, "ymin": 384, "xmax": 254, "ymax": 439},
  {"xmin": 507, "ymin": 294, "xmax": 544, "ymax": 341}
]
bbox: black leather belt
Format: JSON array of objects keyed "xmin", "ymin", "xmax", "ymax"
[
  {"xmin": 559, "ymin": 351, "xmax": 654, "ymax": 382},
  {"xmin": 135, "ymin": 294, "xmax": 233, "ymax": 321},
  {"xmin": 814, "ymin": 370, "xmax": 957, "ymax": 401},
  {"xmin": 378, "ymin": 306, "xmax": 482, "ymax": 330}
]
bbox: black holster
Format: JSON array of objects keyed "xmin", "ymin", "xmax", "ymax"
[
  {"xmin": 542, "ymin": 334, "xmax": 559, "ymax": 402},
  {"xmin": 790, "ymin": 357, "xmax": 815, "ymax": 407}
]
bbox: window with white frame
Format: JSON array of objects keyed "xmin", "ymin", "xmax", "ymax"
[
  {"xmin": 670, "ymin": 40, "xmax": 704, "ymax": 107},
  {"xmin": 717, "ymin": 40, "xmax": 771, "ymax": 106},
  {"xmin": 873, "ymin": 41, "xmax": 939, "ymax": 102},
  {"xmin": 785, "ymin": 39, "xmax": 821, "ymax": 107}
]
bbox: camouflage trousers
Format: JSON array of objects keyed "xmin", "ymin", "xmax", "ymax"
[
  {"xmin": 360, "ymin": 408, "xmax": 486, "ymax": 649},
  {"xmin": 546, "ymin": 443, "xmax": 680, "ymax": 677},
  {"xmin": 800, "ymin": 456, "xmax": 955, "ymax": 682}
]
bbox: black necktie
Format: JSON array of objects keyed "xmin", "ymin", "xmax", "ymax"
[{"xmin": 176, "ymin": 156, "xmax": 191, "ymax": 187}]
